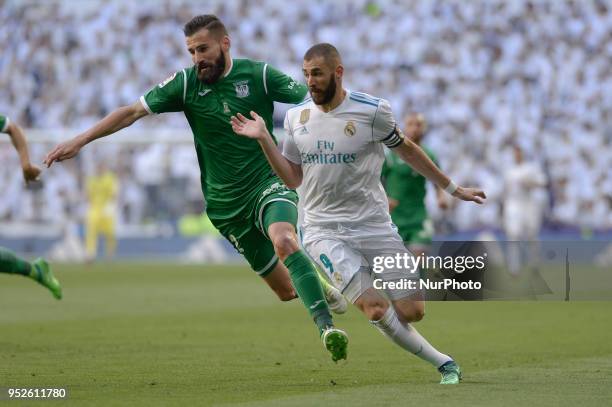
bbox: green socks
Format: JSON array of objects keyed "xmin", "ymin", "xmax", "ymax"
[
  {"xmin": 284, "ymin": 251, "xmax": 333, "ymax": 333},
  {"xmin": 0, "ymin": 247, "xmax": 34, "ymax": 278}
]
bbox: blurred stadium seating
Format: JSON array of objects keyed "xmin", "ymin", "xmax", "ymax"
[{"xmin": 0, "ymin": 0, "xmax": 610, "ymax": 257}]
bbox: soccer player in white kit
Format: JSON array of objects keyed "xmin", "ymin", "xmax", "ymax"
[
  {"xmin": 504, "ymin": 145, "xmax": 548, "ymax": 274},
  {"xmin": 231, "ymin": 43, "xmax": 486, "ymax": 384}
]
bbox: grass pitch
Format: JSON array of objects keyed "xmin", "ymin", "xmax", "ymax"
[{"xmin": 1, "ymin": 263, "xmax": 611, "ymax": 406}]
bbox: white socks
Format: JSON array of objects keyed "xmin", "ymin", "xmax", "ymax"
[{"xmin": 371, "ymin": 307, "xmax": 452, "ymax": 368}]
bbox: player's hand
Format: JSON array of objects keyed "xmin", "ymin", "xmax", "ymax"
[
  {"xmin": 230, "ymin": 111, "xmax": 267, "ymax": 140},
  {"xmin": 22, "ymin": 163, "xmax": 41, "ymax": 184},
  {"xmin": 44, "ymin": 138, "xmax": 83, "ymax": 167},
  {"xmin": 452, "ymin": 186, "xmax": 487, "ymax": 204}
]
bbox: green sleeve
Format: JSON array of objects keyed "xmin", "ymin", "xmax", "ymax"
[
  {"xmin": 264, "ymin": 64, "xmax": 308, "ymax": 104},
  {"xmin": 141, "ymin": 70, "xmax": 185, "ymax": 114},
  {"xmin": 425, "ymin": 147, "xmax": 439, "ymax": 168},
  {"xmin": 0, "ymin": 115, "xmax": 9, "ymax": 133}
]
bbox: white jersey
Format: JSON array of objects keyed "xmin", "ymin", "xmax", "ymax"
[
  {"xmin": 282, "ymin": 90, "xmax": 403, "ymax": 228},
  {"xmin": 504, "ymin": 162, "xmax": 547, "ymax": 209},
  {"xmin": 503, "ymin": 161, "xmax": 547, "ymax": 239}
]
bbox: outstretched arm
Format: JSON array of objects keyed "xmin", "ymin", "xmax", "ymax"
[
  {"xmin": 5, "ymin": 121, "xmax": 41, "ymax": 183},
  {"xmin": 393, "ymin": 137, "xmax": 486, "ymax": 204},
  {"xmin": 435, "ymin": 185, "xmax": 449, "ymax": 210},
  {"xmin": 230, "ymin": 111, "xmax": 303, "ymax": 189},
  {"xmin": 44, "ymin": 100, "xmax": 148, "ymax": 167}
]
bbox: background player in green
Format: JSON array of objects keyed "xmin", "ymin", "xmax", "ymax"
[
  {"xmin": 0, "ymin": 114, "xmax": 62, "ymax": 299},
  {"xmin": 44, "ymin": 15, "xmax": 348, "ymax": 361},
  {"xmin": 382, "ymin": 113, "xmax": 448, "ymax": 257}
]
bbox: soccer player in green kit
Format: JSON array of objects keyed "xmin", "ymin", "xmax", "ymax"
[
  {"xmin": 0, "ymin": 114, "xmax": 62, "ymax": 299},
  {"xmin": 44, "ymin": 15, "xmax": 348, "ymax": 361},
  {"xmin": 382, "ymin": 113, "xmax": 448, "ymax": 257}
]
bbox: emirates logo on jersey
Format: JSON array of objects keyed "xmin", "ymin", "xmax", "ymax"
[{"xmin": 234, "ymin": 80, "xmax": 250, "ymax": 98}]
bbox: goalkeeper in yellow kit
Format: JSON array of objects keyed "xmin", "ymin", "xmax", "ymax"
[{"xmin": 85, "ymin": 165, "xmax": 119, "ymax": 260}]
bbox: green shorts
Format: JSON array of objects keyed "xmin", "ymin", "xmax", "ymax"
[
  {"xmin": 397, "ymin": 218, "xmax": 434, "ymax": 245},
  {"xmin": 211, "ymin": 180, "xmax": 298, "ymax": 277}
]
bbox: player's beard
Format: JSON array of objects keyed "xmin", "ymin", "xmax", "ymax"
[
  {"xmin": 310, "ymin": 74, "xmax": 337, "ymax": 106},
  {"xmin": 197, "ymin": 50, "xmax": 226, "ymax": 84}
]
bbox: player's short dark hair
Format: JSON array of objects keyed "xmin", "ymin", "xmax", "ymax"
[
  {"xmin": 183, "ymin": 15, "xmax": 228, "ymax": 38},
  {"xmin": 303, "ymin": 43, "xmax": 342, "ymax": 66}
]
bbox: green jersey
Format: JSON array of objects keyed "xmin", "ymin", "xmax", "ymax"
[
  {"xmin": 0, "ymin": 115, "xmax": 10, "ymax": 133},
  {"xmin": 142, "ymin": 59, "xmax": 307, "ymax": 221},
  {"xmin": 382, "ymin": 146, "xmax": 438, "ymax": 228}
]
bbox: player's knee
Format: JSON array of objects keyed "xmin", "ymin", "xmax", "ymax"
[
  {"xmin": 396, "ymin": 305, "xmax": 425, "ymax": 323},
  {"xmin": 362, "ymin": 300, "xmax": 389, "ymax": 321},
  {"xmin": 271, "ymin": 232, "xmax": 299, "ymax": 259},
  {"xmin": 411, "ymin": 307, "xmax": 425, "ymax": 322}
]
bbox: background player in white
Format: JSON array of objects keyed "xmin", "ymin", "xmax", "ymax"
[
  {"xmin": 504, "ymin": 144, "xmax": 548, "ymax": 275},
  {"xmin": 382, "ymin": 113, "xmax": 449, "ymax": 259},
  {"xmin": 231, "ymin": 43, "xmax": 486, "ymax": 384}
]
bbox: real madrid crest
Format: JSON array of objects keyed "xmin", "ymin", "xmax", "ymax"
[
  {"xmin": 344, "ymin": 121, "xmax": 356, "ymax": 137},
  {"xmin": 299, "ymin": 109, "xmax": 310, "ymax": 124},
  {"xmin": 234, "ymin": 80, "xmax": 250, "ymax": 98}
]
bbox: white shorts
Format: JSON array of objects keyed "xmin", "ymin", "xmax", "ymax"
[
  {"xmin": 301, "ymin": 223, "xmax": 421, "ymax": 303},
  {"xmin": 504, "ymin": 202, "xmax": 542, "ymax": 240}
]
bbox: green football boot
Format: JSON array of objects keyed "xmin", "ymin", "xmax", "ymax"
[
  {"xmin": 32, "ymin": 258, "xmax": 62, "ymax": 300},
  {"xmin": 438, "ymin": 360, "xmax": 462, "ymax": 384},
  {"xmin": 321, "ymin": 327, "xmax": 349, "ymax": 362}
]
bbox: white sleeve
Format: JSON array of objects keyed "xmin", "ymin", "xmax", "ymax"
[
  {"xmin": 281, "ymin": 113, "xmax": 301, "ymax": 164},
  {"xmin": 372, "ymin": 99, "xmax": 403, "ymax": 148}
]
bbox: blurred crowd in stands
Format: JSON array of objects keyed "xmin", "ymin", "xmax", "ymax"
[{"xmin": 1, "ymin": 0, "xmax": 610, "ymax": 231}]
